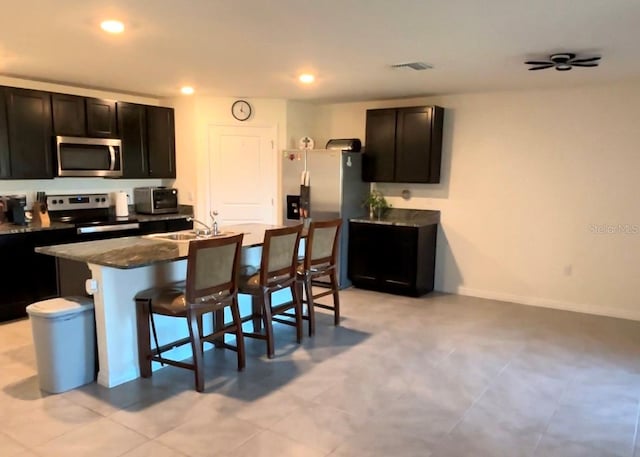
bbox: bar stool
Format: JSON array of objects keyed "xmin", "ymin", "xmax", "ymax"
[
  {"xmin": 135, "ymin": 234, "xmax": 245, "ymax": 392},
  {"xmin": 296, "ymin": 218, "xmax": 342, "ymax": 336},
  {"xmin": 238, "ymin": 224, "xmax": 304, "ymax": 358}
]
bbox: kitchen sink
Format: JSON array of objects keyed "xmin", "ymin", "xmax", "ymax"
[
  {"xmin": 144, "ymin": 230, "xmax": 235, "ymax": 243},
  {"xmin": 159, "ymin": 233, "xmax": 199, "ymax": 241}
]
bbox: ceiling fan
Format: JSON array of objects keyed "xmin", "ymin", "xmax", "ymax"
[{"xmin": 525, "ymin": 53, "xmax": 601, "ymax": 71}]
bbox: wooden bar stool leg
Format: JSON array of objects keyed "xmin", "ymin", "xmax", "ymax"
[
  {"xmin": 135, "ymin": 299, "xmax": 152, "ymax": 378},
  {"xmin": 303, "ymin": 276, "xmax": 316, "ymax": 336},
  {"xmin": 250, "ymin": 296, "xmax": 263, "ymax": 333},
  {"xmin": 292, "ymin": 284, "xmax": 303, "ymax": 343},
  {"xmin": 213, "ymin": 309, "xmax": 225, "ymax": 348},
  {"xmin": 230, "ymin": 297, "xmax": 246, "ymax": 371},
  {"xmin": 261, "ymin": 292, "xmax": 275, "ymax": 358},
  {"xmin": 187, "ymin": 310, "xmax": 205, "ymax": 392},
  {"xmin": 330, "ymin": 271, "xmax": 340, "ymax": 326}
]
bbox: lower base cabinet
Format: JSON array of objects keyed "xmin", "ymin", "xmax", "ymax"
[
  {"xmin": 0, "ymin": 228, "xmax": 75, "ymax": 322},
  {"xmin": 348, "ymin": 221, "xmax": 437, "ymax": 297},
  {"xmin": 0, "ymin": 218, "xmax": 193, "ymax": 323}
]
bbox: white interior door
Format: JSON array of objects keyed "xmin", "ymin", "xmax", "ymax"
[{"xmin": 207, "ymin": 125, "xmax": 277, "ymax": 224}]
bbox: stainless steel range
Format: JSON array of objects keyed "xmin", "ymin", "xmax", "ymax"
[{"xmin": 47, "ymin": 193, "xmax": 140, "ymax": 236}]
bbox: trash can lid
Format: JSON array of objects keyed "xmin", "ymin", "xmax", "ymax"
[{"xmin": 26, "ymin": 297, "xmax": 94, "ymax": 318}]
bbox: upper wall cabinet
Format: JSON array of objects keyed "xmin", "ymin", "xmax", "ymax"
[
  {"xmin": 118, "ymin": 102, "xmax": 148, "ymax": 178},
  {"xmin": 0, "ymin": 83, "xmax": 175, "ymax": 180},
  {"xmin": 146, "ymin": 106, "xmax": 176, "ymax": 178},
  {"xmin": 118, "ymin": 103, "xmax": 176, "ymax": 179},
  {"xmin": 52, "ymin": 93, "xmax": 117, "ymax": 138},
  {"xmin": 1, "ymin": 87, "xmax": 53, "ymax": 179},
  {"xmin": 363, "ymin": 105, "xmax": 444, "ymax": 183}
]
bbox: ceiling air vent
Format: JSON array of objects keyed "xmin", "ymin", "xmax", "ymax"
[{"xmin": 390, "ymin": 62, "xmax": 433, "ymax": 71}]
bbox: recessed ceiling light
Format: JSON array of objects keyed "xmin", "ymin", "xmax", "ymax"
[
  {"xmin": 299, "ymin": 74, "xmax": 315, "ymax": 84},
  {"xmin": 100, "ymin": 20, "xmax": 125, "ymax": 34},
  {"xmin": 180, "ymin": 86, "xmax": 195, "ymax": 95}
]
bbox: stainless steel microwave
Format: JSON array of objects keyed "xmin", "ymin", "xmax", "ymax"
[
  {"xmin": 56, "ymin": 136, "xmax": 123, "ymax": 177},
  {"xmin": 133, "ymin": 187, "xmax": 179, "ymax": 214}
]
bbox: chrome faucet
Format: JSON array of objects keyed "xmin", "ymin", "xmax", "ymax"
[
  {"xmin": 187, "ymin": 217, "xmax": 212, "ymax": 236},
  {"xmin": 210, "ymin": 210, "xmax": 219, "ymax": 236}
]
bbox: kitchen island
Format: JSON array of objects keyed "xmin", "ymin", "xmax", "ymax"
[{"xmin": 36, "ymin": 224, "xmax": 284, "ymax": 388}]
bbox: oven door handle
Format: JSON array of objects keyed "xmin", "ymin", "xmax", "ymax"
[{"xmin": 77, "ymin": 223, "xmax": 140, "ymax": 234}]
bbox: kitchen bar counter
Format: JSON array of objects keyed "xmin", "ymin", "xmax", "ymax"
[
  {"xmin": 35, "ymin": 223, "xmax": 294, "ymax": 388},
  {"xmin": 35, "ymin": 224, "xmax": 278, "ymax": 269}
]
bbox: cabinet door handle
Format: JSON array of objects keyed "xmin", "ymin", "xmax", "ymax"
[{"xmin": 384, "ymin": 279, "xmax": 411, "ymax": 286}]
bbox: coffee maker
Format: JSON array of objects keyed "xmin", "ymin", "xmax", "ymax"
[{"xmin": 6, "ymin": 195, "xmax": 27, "ymax": 225}]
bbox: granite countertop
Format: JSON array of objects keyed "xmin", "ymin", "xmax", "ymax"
[
  {"xmin": 0, "ymin": 221, "xmax": 75, "ymax": 235},
  {"xmin": 350, "ymin": 208, "xmax": 440, "ymax": 227},
  {"xmin": 35, "ymin": 223, "xmax": 284, "ymax": 269},
  {"xmin": 0, "ymin": 206, "xmax": 193, "ymax": 236}
]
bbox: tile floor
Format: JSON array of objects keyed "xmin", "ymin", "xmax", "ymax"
[{"xmin": 2, "ymin": 289, "xmax": 640, "ymax": 456}]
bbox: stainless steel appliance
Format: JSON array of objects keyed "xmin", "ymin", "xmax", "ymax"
[
  {"xmin": 133, "ymin": 187, "xmax": 179, "ymax": 214},
  {"xmin": 56, "ymin": 136, "xmax": 123, "ymax": 177},
  {"xmin": 282, "ymin": 148, "xmax": 368, "ymax": 288},
  {"xmin": 47, "ymin": 193, "xmax": 139, "ymax": 235}
]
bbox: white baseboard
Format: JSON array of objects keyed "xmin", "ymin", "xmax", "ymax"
[{"xmin": 452, "ymin": 286, "xmax": 640, "ymax": 322}]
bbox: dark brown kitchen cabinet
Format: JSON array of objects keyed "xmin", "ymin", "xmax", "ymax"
[
  {"xmin": 0, "ymin": 91, "xmax": 9, "ymax": 178},
  {"xmin": 363, "ymin": 105, "xmax": 444, "ymax": 183},
  {"xmin": 52, "ymin": 94, "xmax": 117, "ymax": 137},
  {"xmin": 86, "ymin": 98, "xmax": 117, "ymax": 137},
  {"xmin": 0, "ymin": 227, "xmax": 76, "ymax": 322},
  {"xmin": 118, "ymin": 102, "xmax": 148, "ymax": 178},
  {"xmin": 118, "ymin": 103, "xmax": 176, "ymax": 178},
  {"xmin": 3, "ymin": 87, "xmax": 53, "ymax": 179},
  {"xmin": 348, "ymin": 221, "xmax": 437, "ymax": 296},
  {"xmin": 146, "ymin": 106, "xmax": 176, "ymax": 178},
  {"xmin": 51, "ymin": 93, "xmax": 85, "ymax": 136}
]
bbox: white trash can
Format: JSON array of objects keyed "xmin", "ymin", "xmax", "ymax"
[{"xmin": 26, "ymin": 296, "xmax": 96, "ymax": 394}]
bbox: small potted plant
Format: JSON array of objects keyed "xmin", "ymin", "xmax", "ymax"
[{"xmin": 363, "ymin": 189, "xmax": 390, "ymax": 219}]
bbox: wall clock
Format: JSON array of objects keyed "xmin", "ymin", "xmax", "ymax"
[{"xmin": 231, "ymin": 100, "xmax": 252, "ymax": 121}]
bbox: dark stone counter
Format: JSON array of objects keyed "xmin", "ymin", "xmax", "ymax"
[
  {"xmin": 35, "ymin": 223, "xmax": 279, "ymax": 269},
  {"xmin": 0, "ymin": 221, "xmax": 74, "ymax": 235},
  {"xmin": 350, "ymin": 208, "xmax": 440, "ymax": 227}
]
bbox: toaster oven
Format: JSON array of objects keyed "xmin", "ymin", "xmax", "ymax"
[{"xmin": 133, "ymin": 187, "xmax": 178, "ymax": 214}]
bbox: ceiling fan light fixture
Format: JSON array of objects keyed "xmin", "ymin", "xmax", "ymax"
[
  {"xmin": 525, "ymin": 52, "xmax": 601, "ymax": 71},
  {"xmin": 391, "ymin": 61, "xmax": 433, "ymax": 71}
]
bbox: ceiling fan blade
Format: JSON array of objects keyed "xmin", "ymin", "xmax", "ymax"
[
  {"xmin": 528, "ymin": 64, "xmax": 555, "ymax": 70},
  {"xmin": 571, "ymin": 57, "xmax": 601, "ymax": 64},
  {"xmin": 525, "ymin": 60, "xmax": 552, "ymax": 65},
  {"xmin": 571, "ymin": 62, "xmax": 599, "ymax": 67}
]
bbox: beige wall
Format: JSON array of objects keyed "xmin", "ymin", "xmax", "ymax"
[
  {"xmin": 170, "ymin": 96, "xmax": 287, "ymax": 222},
  {"xmin": 286, "ymin": 101, "xmax": 322, "ymax": 150},
  {"xmin": 316, "ymin": 81, "xmax": 640, "ymax": 320},
  {"xmin": 0, "ymin": 76, "xmax": 168, "ymax": 206}
]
